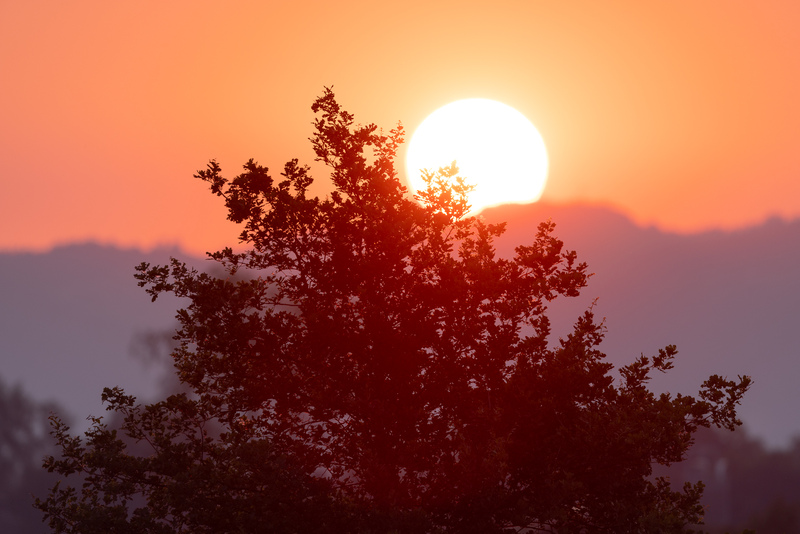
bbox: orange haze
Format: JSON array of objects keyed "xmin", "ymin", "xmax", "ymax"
[{"xmin": 3, "ymin": 1, "xmax": 800, "ymax": 255}]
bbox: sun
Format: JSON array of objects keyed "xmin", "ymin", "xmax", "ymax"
[{"xmin": 406, "ymin": 99, "xmax": 549, "ymax": 215}]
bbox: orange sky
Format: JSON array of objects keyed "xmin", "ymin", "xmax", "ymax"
[{"xmin": 3, "ymin": 1, "xmax": 800, "ymax": 255}]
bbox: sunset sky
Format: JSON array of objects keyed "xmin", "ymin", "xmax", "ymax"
[{"xmin": 3, "ymin": 1, "xmax": 800, "ymax": 254}]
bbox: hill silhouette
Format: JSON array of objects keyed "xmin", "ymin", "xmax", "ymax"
[
  {"xmin": 0, "ymin": 204, "xmax": 796, "ymax": 447},
  {"xmin": 485, "ymin": 202, "xmax": 799, "ymax": 449},
  {"xmin": 0, "ymin": 243, "xmax": 190, "ymax": 428}
]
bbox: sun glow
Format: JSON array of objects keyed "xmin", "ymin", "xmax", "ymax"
[{"xmin": 406, "ymin": 99, "xmax": 549, "ymax": 215}]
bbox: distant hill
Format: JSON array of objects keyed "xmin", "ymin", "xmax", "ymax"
[
  {"xmin": 1, "ymin": 204, "xmax": 797, "ymax": 448},
  {"xmin": 484, "ymin": 202, "xmax": 800, "ymax": 449},
  {"xmin": 0, "ymin": 244, "xmax": 200, "ymax": 429}
]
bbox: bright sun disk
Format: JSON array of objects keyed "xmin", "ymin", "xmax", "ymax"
[{"xmin": 406, "ymin": 99, "xmax": 549, "ymax": 215}]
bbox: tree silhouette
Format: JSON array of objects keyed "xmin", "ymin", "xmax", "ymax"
[
  {"xmin": 0, "ymin": 378, "xmax": 63, "ymax": 534},
  {"xmin": 37, "ymin": 89, "xmax": 750, "ymax": 533}
]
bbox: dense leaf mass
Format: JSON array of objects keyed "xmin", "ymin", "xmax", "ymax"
[{"xmin": 37, "ymin": 89, "xmax": 750, "ymax": 533}]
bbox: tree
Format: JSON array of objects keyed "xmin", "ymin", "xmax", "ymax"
[
  {"xmin": 0, "ymin": 378, "xmax": 64, "ymax": 534},
  {"xmin": 37, "ymin": 89, "xmax": 750, "ymax": 533}
]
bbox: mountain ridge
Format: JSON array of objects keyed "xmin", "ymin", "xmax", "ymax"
[
  {"xmin": 486, "ymin": 202, "xmax": 800, "ymax": 449},
  {"xmin": 1, "ymin": 203, "xmax": 797, "ymax": 447}
]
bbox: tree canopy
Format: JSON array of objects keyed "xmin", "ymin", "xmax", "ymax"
[{"xmin": 37, "ymin": 89, "xmax": 750, "ymax": 533}]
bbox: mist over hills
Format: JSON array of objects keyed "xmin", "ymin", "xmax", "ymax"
[
  {"xmin": 0, "ymin": 244, "xmax": 192, "ymax": 428},
  {"xmin": 1, "ymin": 203, "xmax": 797, "ymax": 448},
  {"xmin": 487, "ymin": 202, "xmax": 800, "ymax": 449}
]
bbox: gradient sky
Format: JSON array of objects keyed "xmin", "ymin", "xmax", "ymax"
[{"xmin": 3, "ymin": 1, "xmax": 800, "ymax": 254}]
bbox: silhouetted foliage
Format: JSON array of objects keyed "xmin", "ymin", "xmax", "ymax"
[{"xmin": 37, "ymin": 89, "xmax": 751, "ymax": 533}]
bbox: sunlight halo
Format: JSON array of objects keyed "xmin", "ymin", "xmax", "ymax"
[{"xmin": 406, "ymin": 99, "xmax": 549, "ymax": 215}]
